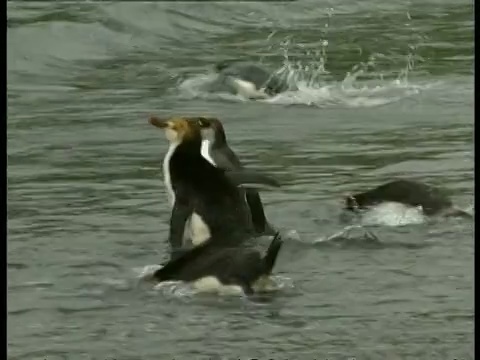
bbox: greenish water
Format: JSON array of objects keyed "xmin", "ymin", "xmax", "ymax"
[{"xmin": 7, "ymin": 1, "xmax": 473, "ymax": 359}]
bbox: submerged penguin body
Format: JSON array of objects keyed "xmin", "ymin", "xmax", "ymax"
[
  {"xmin": 151, "ymin": 231, "xmax": 284, "ymax": 295},
  {"xmin": 345, "ymin": 179, "xmax": 472, "ymax": 218}
]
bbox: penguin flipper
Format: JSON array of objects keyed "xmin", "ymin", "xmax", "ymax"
[
  {"xmin": 169, "ymin": 198, "xmax": 193, "ymax": 250},
  {"xmin": 245, "ymin": 190, "xmax": 271, "ymax": 234},
  {"xmin": 263, "ymin": 232, "xmax": 284, "ymax": 274},
  {"xmin": 226, "ymin": 169, "xmax": 280, "ymax": 190}
]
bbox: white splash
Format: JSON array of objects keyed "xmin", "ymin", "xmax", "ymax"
[
  {"xmin": 360, "ymin": 202, "xmax": 427, "ymax": 226},
  {"xmin": 177, "ymin": 43, "xmax": 436, "ymax": 108},
  {"xmin": 134, "ymin": 264, "xmax": 163, "ymax": 280},
  {"xmin": 178, "ymin": 69, "xmax": 434, "ymax": 108},
  {"xmin": 313, "ymin": 224, "xmax": 378, "ymax": 243}
]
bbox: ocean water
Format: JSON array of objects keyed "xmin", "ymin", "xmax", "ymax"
[{"xmin": 7, "ymin": 1, "xmax": 474, "ymax": 359}]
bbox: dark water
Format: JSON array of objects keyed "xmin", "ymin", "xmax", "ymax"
[{"xmin": 7, "ymin": 1, "xmax": 474, "ymax": 359}]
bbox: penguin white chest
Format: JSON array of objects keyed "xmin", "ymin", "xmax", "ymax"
[
  {"xmin": 231, "ymin": 78, "xmax": 269, "ymax": 99},
  {"xmin": 186, "ymin": 213, "xmax": 211, "ymax": 245},
  {"xmin": 163, "ymin": 142, "xmax": 178, "ymax": 207}
]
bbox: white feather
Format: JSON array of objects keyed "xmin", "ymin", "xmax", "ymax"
[
  {"xmin": 185, "ymin": 213, "xmax": 211, "ymax": 245},
  {"xmin": 201, "ymin": 139, "xmax": 215, "ymax": 165},
  {"xmin": 163, "ymin": 141, "xmax": 178, "ymax": 207},
  {"xmin": 192, "ymin": 275, "xmax": 278, "ymax": 295},
  {"xmin": 193, "ymin": 276, "xmax": 244, "ymax": 295},
  {"xmin": 231, "ymin": 79, "xmax": 269, "ymax": 99}
]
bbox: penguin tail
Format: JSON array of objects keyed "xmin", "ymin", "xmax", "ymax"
[{"xmin": 262, "ymin": 232, "xmax": 284, "ymax": 275}]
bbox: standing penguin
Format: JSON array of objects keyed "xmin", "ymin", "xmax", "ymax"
[
  {"xmin": 150, "ymin": 116, "xmax": 281, "ymax": 255},
  {"xmin": 193, "ymin": 116, "xmax": 277, "ymax": 236}
]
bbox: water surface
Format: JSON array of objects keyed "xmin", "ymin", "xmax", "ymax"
[{"xmin": 7, "ymin": 1, "xmax": 474, "ymax": 359}]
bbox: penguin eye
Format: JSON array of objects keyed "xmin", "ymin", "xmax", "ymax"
[{"xmin": 197, "ymin": 117, "xmax": 210, "ymax": 128}]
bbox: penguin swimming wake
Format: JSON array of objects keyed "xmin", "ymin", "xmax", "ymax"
[
  {"xmin": 149, "ymin": 231, "xmax": 284, "ymax": 296},
  {"xmin": 193, "ymin": 116, "xmax": 277, "ymax": 236},
  {"xmin": 150, "ymin": 115, "xmax": 281, "ymax": 255},
  {"xmin": 344, "ymin": 178, "xmax": 472, "ymax": 218},
  {"xmin": 204, "ymin": 61, "xmax": 292, "ymax": 99}
]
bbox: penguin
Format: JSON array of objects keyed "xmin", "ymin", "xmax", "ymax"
[
  {"xmin": 193, "ymin": 116, "xmax": 277, "ymax": 236},
  {"xmin": 204, "ymin": 61, "xmax": 292, "ymax": 99},
  {"xmin": 344, "ymin": 178, "xmax": 472, "ymax": 218},
  {"xmin": 149, "ymin": 231, "xmax": 284, "ymax": 296},
  {"xmin": 150, "ymin": 115, "xmax": 281, "ymax": 254}
]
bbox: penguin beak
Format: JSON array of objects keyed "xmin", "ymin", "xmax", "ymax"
[{"xmin": 149, "ymin": 116, "xmax": 170, "ymax": 129}]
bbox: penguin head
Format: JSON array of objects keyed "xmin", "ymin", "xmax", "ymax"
[
  {"xmin": 214, "ymin": 60, "xmax": 235, "ymax": 73},
  {"xmin": 193, "ymin": 116, "xmax": 227, "ymax": 143},
  {"xmin": 149, "ymin": 116, "xmax": 202, "ymax": 143},
  {"xmin": 344, "ymin": 194, "xmax": 360, "ymax": 211}
]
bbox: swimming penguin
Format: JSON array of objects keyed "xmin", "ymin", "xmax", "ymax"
[
  {"xmin": 344, "ymin": 178, "xmax": 472, "ymax": 218},
  {"xmin": 150, "ymin": 231, "xmax": 284, "ymax": 296},
  {"xmin": 193, "ymin": 116, "xmax": 277, "ymax": 236},
  {"xmin": 150, "ymin": 115, "xmax": 281, "ymax": 254},
  {"xmin": 206, "ymin": 61, "xmax": 291, "ymax": 99}
]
